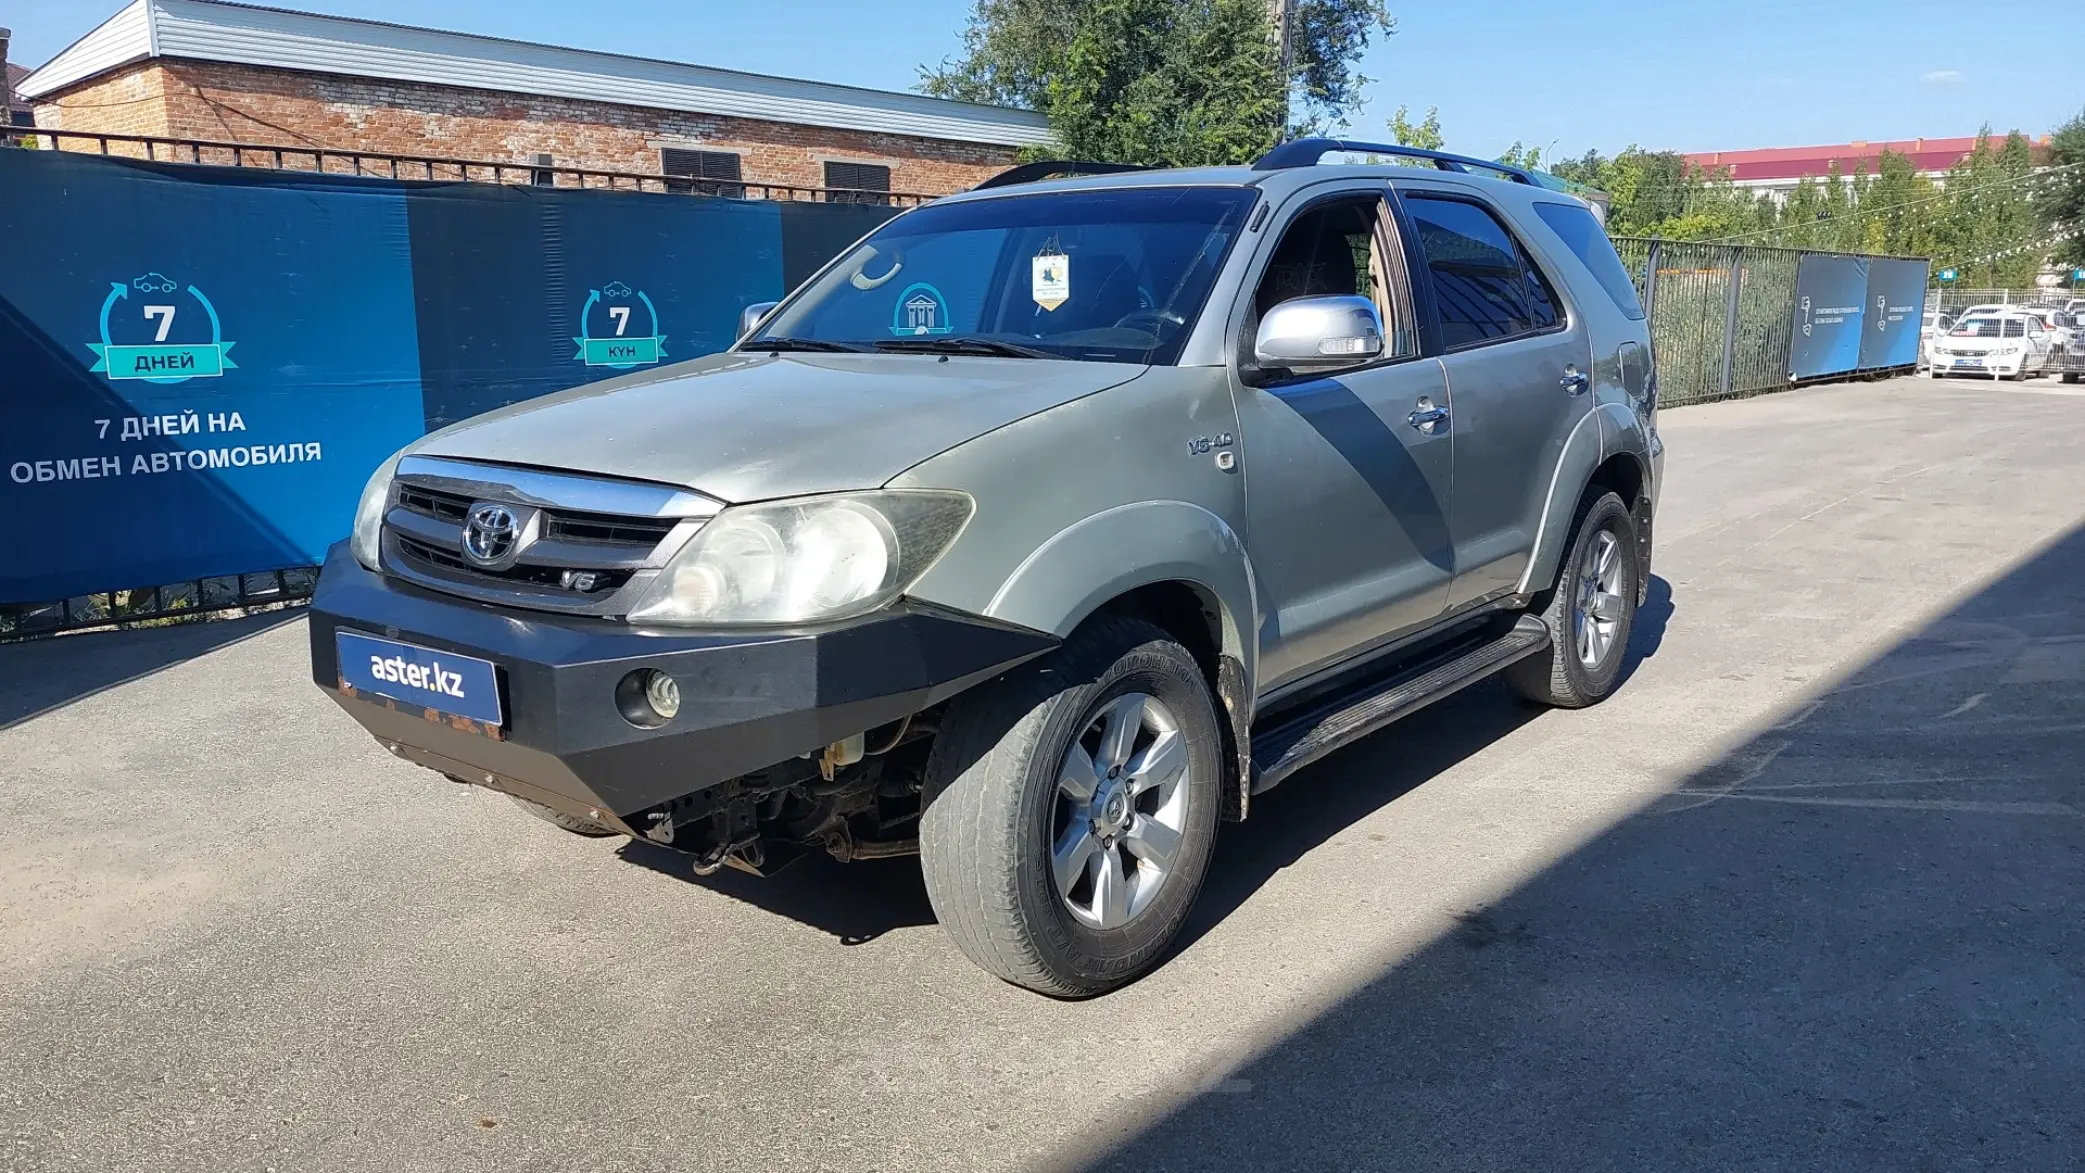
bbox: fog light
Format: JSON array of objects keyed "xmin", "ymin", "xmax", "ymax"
[
  {"xmin": 616, "ymin": 668, "xmax": 681, "ymax": 727},
  {"xmin": 643, "ymin": 670, "xmax": 681, "ymax": 720}
]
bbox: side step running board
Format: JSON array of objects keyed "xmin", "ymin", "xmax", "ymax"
[{"xmin": 1249, "ymin": 615, "xmax": 1551, "ymax": 795}]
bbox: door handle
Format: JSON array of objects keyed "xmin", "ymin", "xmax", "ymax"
[
  {"xmin": 1560, "ymin": 365, "xmax": 1591, "ymax": 395},
  {"xmin": 1407, "ymin": 399, "xmax": 1449, "ymax": 433}
]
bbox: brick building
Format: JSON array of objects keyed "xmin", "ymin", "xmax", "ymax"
[{"xmin": 20, "ymin": 0, "xmax": 1052, "ymax": 197}]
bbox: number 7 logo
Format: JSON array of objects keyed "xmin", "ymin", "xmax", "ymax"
[{"xmin": 144, "ymin": 304, "xmax": 176, "ymax": 342}]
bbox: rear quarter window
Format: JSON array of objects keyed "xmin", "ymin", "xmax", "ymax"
[{"xmin": 1533, "ymin": 201, "xmax": 1645, "ymax": 320}]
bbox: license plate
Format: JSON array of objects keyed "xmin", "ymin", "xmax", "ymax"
[
  {"xmin": 1954, "ymin": 358, "xmax": 1984, "ymax": 367},
  {"xmin": 336, "ymin": 631, "xmax": 504, "ymax": 727}
]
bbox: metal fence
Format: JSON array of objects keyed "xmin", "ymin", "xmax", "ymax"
[
  {"xmin": 13, "ymin": 129, "xmax": 939, "ymax": 207},
  {"xmin": 1926, "ymin": 287, "xmax": 2083, "ymax": 316},
  {"xmin": 1615, "ymin": 237, "xmax": 1939, "ymax": 407},
  {"xmin": 1614, "ymin": 237, "xmax": 1812, "ymax": 408}
]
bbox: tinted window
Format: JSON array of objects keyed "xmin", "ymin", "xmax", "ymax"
[
  {"xmin": 1405, "ymin": 196, "xmax": 1537, "ymax": 348},
  {"xmin": 1533, "ymin": 201, "xmax": 1645, "ymax": 319},
  {"xmin": 1524, "ymin": 258, "xmax": 1561, "ymax": 331}
]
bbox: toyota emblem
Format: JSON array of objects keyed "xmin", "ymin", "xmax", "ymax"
[{"xmin": 461, "ymin": 501, "xmax": 533, "ymax": 569}]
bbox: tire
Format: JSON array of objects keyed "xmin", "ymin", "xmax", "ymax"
[
  {"xmin": 2064, "ymin": 373, "xmax": 2080, "ymax": 385},
  {"xmin": 509, "ymin": 794, "xmax": 619, "ymax": 837},
  {"xmin": 1507, "ymin": 491, "xmax": 1640, "ymax": 709},
  {"xmin": 918, "ymin": 615, "xmax": 1223, "ymax": 997}
]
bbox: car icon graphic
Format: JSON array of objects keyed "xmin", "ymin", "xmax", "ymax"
[
  {"xmin": 133, "ymin": 273, "xmax": 179, "ymax": 294},
  {"xmin": 602, "ymin": 281, "xmax": 634, "ymax": 298}
]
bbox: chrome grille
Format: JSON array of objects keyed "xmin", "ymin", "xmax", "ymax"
[
  {"xmin": 379, "ymin": 455, "xmax": 723, "ymax": 617},
  {"xmin": 396, "ymin": 483, "xmax": 473, "ymax": 523},
  {"xmin": 542, "ymin": 510, "xmax": 680, "ymax": 548}
]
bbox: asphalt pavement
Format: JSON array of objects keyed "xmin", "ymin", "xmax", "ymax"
[{"xmin": 3, "ymin": 373, "xmax": 2082, "ymax": 1171}]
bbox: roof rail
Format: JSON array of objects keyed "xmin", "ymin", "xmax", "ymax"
[
  {"xmin": 973, "ymin": 160, "xmax": 1155, "ymax": 190},
  {"xmin": 1252, "ymin": 138, "xmax": 1537, "ymax": 185}
]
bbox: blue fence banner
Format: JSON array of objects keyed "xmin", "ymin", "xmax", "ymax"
[
  {"xmin": 1788, "ymin": 254, "xmax": 1870, "ymax": 380},
  {"xmin": 0, "ymin": 149, "xmax": 905, "ymax": 605},
  {"xmin": 0, "ymin": 150, "xmax": 427, "ymax": 603},
  {"xmin": 1858, "ymin": 258, "xmax": 1931, "ymax": 371}
]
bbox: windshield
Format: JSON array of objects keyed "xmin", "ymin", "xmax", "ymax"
[
  {"xmin": 752, "ymin": 186, "xmax": 1258, "ymax": 365},
  {"xmin": 1951, "ymin": 317, "xmax": 2026, "ymax": 338}
]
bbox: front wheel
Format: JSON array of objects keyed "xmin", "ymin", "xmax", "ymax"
[
  {"xmin": 919, "ymin": 616, "xmax": 1223, "ymax": 997},
  {"xmin": 1508, "ymin": 491, "xmax": 1640, "ymax": 709}
]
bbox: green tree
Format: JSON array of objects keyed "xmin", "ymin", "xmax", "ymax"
[
  {"xmin": 2042, "ymin": 109, "xmax": 2085, "ymax": 269},
  {"xmin": 1498, "ymin": 141, "xmax": 1547, "ymax": 171},
  {"xmin": 922, "ymin": 0, "xmax": 1394, "ymax": 165},
  {"xmin": 1546, "ymin": 147, "xmax": 1771, "ymax": 240},
  {"xmin": 1387, "ymin": 103, "xmax": 1442, "ymax": 150}
]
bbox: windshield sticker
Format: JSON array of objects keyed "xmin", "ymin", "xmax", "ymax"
[
  {"xmin": 892, "ymin": 282, "xmax": 953, "ymax": 336},
  {"xmin": 1032, "ymin": 253, "xmax": 1070, "ymax": 312}
]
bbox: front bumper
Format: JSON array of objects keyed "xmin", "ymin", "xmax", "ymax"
[
  {"xmin": 308, "ymin": 544, "xmax": 1058, "ymax": 823},
  {"xmin": 1936, "ymin": 352, "xmax": 2020, "ymax": 376}
]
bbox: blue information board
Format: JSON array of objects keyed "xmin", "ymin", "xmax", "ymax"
[
  {"xmin": 0, "ymin": 149, "xmax": 906, "ymax": 605},
  {"xmin": 1789, "ymin": 254, "xmax": 1871, "ymax": 380},
  {"xmin": 1858, "ymin": 258, "xmax": 1931, "ymax": 370},
  {"xmin": 0, "ymin": 152, "xmax": 427, "ymax": 602}
]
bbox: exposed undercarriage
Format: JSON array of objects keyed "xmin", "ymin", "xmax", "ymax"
[{"xmin": 617, "ymin": 709, "xmax": 943, "ymax": 877}]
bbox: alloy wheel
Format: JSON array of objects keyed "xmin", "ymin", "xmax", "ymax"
[
  {"xmin": 1573, "ymin": 528, "xmax": 1627, "ymax": 669},
  {"xmin": 1050, "ymin": 692, "xmax": 1191, "ymax": 930}
]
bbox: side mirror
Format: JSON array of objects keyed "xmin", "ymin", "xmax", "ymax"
[
  {"xmin": 739, "ymin": 301, "xmax": 780, "ymax": 340},
  {"xmin": 1254, "ymin": 295, "xmax": 1385, "ymax": 372}
]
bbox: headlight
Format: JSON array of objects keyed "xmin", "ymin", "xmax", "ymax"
[
  {"xmin": 349, "ymin": 451, "xmax": 404, "ymax": 571},
  {"xmin": 626, "ymin": 490, "xmax": 973, "ymax": 626}
]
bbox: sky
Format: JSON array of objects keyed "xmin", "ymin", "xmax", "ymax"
[{"xmin": 9, "ymin": 0, "xmax": 2080, "ymax": 158}]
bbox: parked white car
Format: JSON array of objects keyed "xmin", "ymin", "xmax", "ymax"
[
  {"xmin": 1925, "ymin": 311, "xmax": 2055, "ymax": 379},
  {"xmin": 1917, "ymin": 309, "xmax": 1955, "ymax": 370}
]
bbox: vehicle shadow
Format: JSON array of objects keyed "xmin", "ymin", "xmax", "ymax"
[
  {"xmin": 1181, "ymin": 573, "xmax": 1673, "ymax": 952},
  {"xmin": 1061, "ymin": 528, "xmax": 2085, "ymax": 1171},
  {"xmin": 0, "ymin": 609, "xmax": 304, "ymax": 730},
  {"xmin": 1619, "ymin": 571, "xmax": 1675, "ymax": 681},
  {"xmin": 615, "ymin": 839, "xmax": 936, "ymax": 946}
]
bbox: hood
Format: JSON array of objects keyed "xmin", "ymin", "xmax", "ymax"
[{"xmin": 414, "ymin": 352, "xmax": 1146, "ymax": 502}]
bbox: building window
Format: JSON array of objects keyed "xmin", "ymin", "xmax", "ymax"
[
  {"xmin": 823, "ymin": 161, "xmax": 891, "ymax": 205},
  {"xmin": 9, "ymin": 110, "xmax": 33, "ymax": 128},
  {"xmin": 661, "ymin": 148, "xmax": 745, "ymax": 198}
]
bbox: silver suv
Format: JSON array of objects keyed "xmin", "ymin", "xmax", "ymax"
[{"xmin": 309, "ymin": 139, "xmax": 1662, "ymax": 996}]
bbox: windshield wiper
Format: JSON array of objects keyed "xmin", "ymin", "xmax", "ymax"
[
  {"xmin": 756, "ymin": 337, "xmax": 870, "ymax": 353},
  {"xmin": 874, "ymin": 337, "xmax": 1057, "ymax": 359}
]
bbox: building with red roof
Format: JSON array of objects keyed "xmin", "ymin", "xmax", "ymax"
[{"xmin": 1683, "ymin": 135, "xmax": 2052, "ymax": 200}]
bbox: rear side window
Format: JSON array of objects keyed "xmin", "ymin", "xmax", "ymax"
[
  {"xmin": 1403, "ymin": 195, "xmax": 1558, "ymax": 349},
  {"xmin": 1533, "ymin": 201, "xmax": 1645, "ymax": 320}
]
